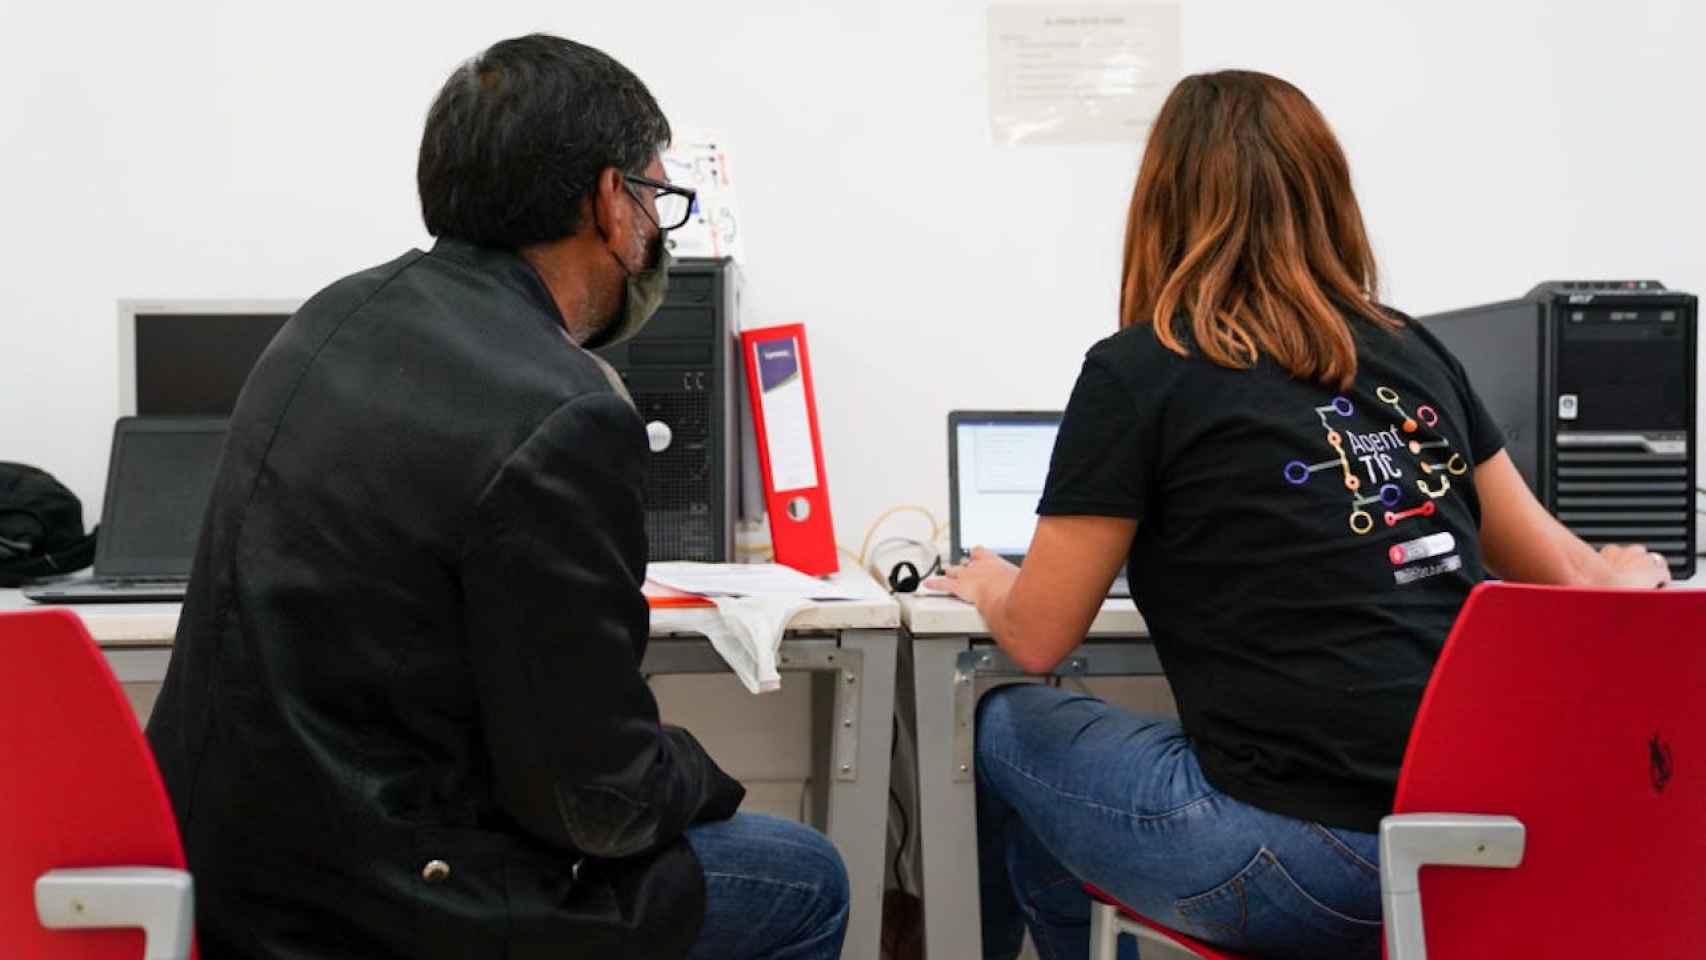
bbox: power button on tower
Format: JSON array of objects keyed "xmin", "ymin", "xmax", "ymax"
[{"xmin": 1558, "ymin": 394, "xmax": 1579, "ymax": 421}]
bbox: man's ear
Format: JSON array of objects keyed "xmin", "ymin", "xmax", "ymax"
[{"xmin": 590, "ymin": 166, "xmax": 630, "ymax": 250}]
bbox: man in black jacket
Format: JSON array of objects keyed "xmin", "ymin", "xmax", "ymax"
[{"xmin": 146, "ymin": 34, "xmax": 848, "ymax": 960}]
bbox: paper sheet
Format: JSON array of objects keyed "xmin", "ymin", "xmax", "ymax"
[
  {"xmin": 660, "ymin": 133, "xmax": 745, "ymax": 260},
  {"xmin": 988, "ymin": 3, "xmax": 1181, "ymax": 145},
  {"xmin": 647, "ymin": 562, "xmax": 862, "ymax": 601}
]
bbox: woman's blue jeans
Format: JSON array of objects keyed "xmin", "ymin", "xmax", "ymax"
[{"xmin": 976, "ymin": 684, "xmax": 1384, "ymax": 960}]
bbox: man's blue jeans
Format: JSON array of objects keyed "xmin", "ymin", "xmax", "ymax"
[
  {"xmin": 976, "ymin": 685, "xmax": 1384, "ymax": 960},
  {"xmin": 685, "ymin": 812, "xmax": 849, "ymax": 960}
]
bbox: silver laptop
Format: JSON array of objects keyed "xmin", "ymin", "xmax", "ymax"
[
  {"xmin": 947, "ymin": 411, "xmax": 1130, "ymax": 598},
  {"xmin": 24, "ymin": 417, "xmax": 226, "ymax": 604}
]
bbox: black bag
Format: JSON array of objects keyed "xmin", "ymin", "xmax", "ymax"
[{"xmin": 0, "ymin": 463, "xmax": 97, "ymax": 586}]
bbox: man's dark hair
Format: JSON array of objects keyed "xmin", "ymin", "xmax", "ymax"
[{"xmin": 417, "ymin": 34, "xmax": 670, "ymax": 248}]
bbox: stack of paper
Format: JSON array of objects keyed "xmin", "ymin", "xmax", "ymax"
[{"xmin": 646, "ymin": 562, "xmax": 863, "ymax": 601}]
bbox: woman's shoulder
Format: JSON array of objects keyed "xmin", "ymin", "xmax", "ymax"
[
  {"xmin": 1085, "ymin": 323, "xmax": 1187, "ymax": 372},
  {"xmin": 1076, "ymin": 325, "xmax": 1195, "ymax": 403},
  {"xmin": 1358, "ymin": 303, "xmax": 1462, "ymax": 369}
]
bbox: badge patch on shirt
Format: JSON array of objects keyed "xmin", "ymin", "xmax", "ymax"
[
  {"xmin": 1392, "ymin": 550, "xmax": 1463, "ymax": 586},
  {"xmin": 1389, "ymin": 532, "xmax": 1456, "ymax": 565}
]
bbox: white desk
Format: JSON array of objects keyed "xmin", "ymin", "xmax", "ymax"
[
  {"xmin": 900, "ymin": 594, "xmax": 1155, "ymax": 960},
  {"xmin": 1, "ymin": 570, "xmax": 902, "ymax": 960}
]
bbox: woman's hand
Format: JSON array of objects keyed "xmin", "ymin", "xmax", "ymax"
[
  {"xmin": 925, "ymin": 547, "xmax": 1020, "ymax": 607},
  {"xmin": 1598, "ymin": 544, "xmax": 1673, "ymax": 590},
  {"xmin": 1477, "ymin": 451, "xmax": 1671, "ymax": 589},
  {"xmin": 927, "ymin": 517, "xmax": 1135, "ymax": 674}
]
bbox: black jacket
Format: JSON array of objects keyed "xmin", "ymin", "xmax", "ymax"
[{"xmin": 146, "ymin": 240, "xmax": 744, "ymax": 959}]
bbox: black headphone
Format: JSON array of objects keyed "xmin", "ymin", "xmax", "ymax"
[{"xmin": 887, "ymin": 557, "xmax": 943, "ymax": 594}]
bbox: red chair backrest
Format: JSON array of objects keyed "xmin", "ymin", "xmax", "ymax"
[
  {"xmin": 1392, "ymin": 583, "xmax": 1706, "ymax": 957},
  {"xmin": 0, "ymin": 609, "xmax": 189, "ymax": 957}
]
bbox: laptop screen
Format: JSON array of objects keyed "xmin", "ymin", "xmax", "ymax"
[
  {"xmin": 950, "ymin": 412, "xmax": 1061, "ymax": 562},
  {"xmin": 96, "ymin": 418, "xmax": 228, "ymax": 577}
]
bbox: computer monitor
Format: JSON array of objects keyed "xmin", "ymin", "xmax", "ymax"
[
  {"xmin": 947, "ymin": 411, "xmax": 1062, "ymax": 563},
  {"xmin": 118, "ymin": 300, "xmax": 299, "ymax": 416}
]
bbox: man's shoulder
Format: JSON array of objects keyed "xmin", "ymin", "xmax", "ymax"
[
  {"xmin": 296, "ymin": 246, "xmax": 614, "ymax": 401},
  {"xmin": 253, "ymin": 247, "xmax": 630, "ymax": 496},
  {"xmin": 295, "ymin": 249, "xmax": 429, "ymax": 323}
]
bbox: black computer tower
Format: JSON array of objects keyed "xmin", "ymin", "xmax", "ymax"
[
  {"xmin": 598, "ymin": 258, "xmax": 740, "ymax": 561},
  {"xmin": 1421, "ymin": 281, "xmax": 1697, "ymax": 577}
]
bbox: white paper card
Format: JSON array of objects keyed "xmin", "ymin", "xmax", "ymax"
[
  {"xmin": 988, "ymin": 3, "xmax": 1181, "ymax": 145},
  {"xmin": 752, "ymin": 337, "xmax": 819, "ymax": 493}
]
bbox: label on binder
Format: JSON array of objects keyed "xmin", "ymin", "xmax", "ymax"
[{"xmin": 754, "ymin": 337, "xmax": 819, "ymax": 493}]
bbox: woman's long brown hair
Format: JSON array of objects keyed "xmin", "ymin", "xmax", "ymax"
[{"xmin": 1120, "ymin": 71, "xmax": 1393, "ymax": 389}]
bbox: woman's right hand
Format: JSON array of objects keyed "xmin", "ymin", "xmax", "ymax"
[
  {"xmin": 1597, "ymin": 543, "xmax": 1672, "ymax": 589},
  {"xmin": 1477, "ymin": 451, "xmax": 1672, "ymax": 589}
]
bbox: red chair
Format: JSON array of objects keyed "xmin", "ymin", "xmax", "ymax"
[
  {"xmin": 1089, "ymin": 583, "xmax": 1706, "ymax": 959},
  {"xmin": 0, "ymin": 609, "xmax": 194, "ymax": 959}
]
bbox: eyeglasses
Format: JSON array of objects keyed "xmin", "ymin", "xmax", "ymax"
[{"xmin": 623, "ymin": 174, "xmax": 696, "ymax": 231}]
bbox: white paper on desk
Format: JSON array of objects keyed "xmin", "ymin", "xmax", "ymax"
[
  {"xmin": 646, "ymin": 562, "xmax": 862, "ymax": 601},
  {"xmin": 649, "ymin": 597, "xmax": 811, "ymax": 694}
]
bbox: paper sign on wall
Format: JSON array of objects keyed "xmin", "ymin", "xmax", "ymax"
[
  {"xmin": 661, "ymin": 132, "xmax": 745, "ymax": 260},
  {"xmin": 988, "ymin": 3, "xmax": 1181, "ymax": 146}
]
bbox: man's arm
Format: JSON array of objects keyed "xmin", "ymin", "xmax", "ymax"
[{"xmin": 460, "ymin": 392, "xmax": 743, "ymax": 859}]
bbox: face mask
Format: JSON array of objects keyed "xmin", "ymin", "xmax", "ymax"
[{"xmin": 585, "ymin": 215, "xmax": 672, "ymax": 351}]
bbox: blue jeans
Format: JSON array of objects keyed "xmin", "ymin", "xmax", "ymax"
[
  {"xmin": 685, "ymin": 812, "xmax": 849, "ymax": 960},
  {"xmin": 976, "ymin": 685, "xmax": 1383, "ymax": 960}
]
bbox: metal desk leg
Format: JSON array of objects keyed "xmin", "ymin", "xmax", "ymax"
[
  {"xmin": 826, "ymin": 629, "xmax": 898, "ymax": 960},
  {"xmin": 912, "ymin": 635, "xmax": 982, "ymax": 960},
  {"xmin": 809, "ymin": 669, "xmax": 834, "ymax": 831}
]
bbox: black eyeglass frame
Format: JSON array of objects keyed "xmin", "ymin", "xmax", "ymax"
[{"xmin": 622, "ymin": 174, "xmax": 696, "ymax": 231}]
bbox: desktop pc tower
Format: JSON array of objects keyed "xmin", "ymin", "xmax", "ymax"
[
  {"xmin": 597, "ymin": 258, "xmax": 741, "ymax": 562},
  {"xmin": 1421, "ymin": 281, "xmax": 1697, "ymax": 577}
]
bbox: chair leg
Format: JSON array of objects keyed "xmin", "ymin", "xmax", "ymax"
[{"xmin": 1090, "ymin": 900, "xmax": 1122, "ymax": 960}]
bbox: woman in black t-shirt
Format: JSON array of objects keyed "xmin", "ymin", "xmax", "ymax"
[{"xmin": 930, "ymin": 71, "xmax": 1670, "ymax": 960}]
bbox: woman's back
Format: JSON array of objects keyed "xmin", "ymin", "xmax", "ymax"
[
  {"xmin": 944, "ymin": 68, "xmax": 1667, "ymax": 960},
  {"xmin": 1043, "ymin": 312, "xmax": 1503, "ymax": 832}
]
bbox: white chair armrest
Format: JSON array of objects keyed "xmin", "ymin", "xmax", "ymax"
[
  {"xmin": 35, "ymin": 867, "xmax": 194, "ymax": 960},
  {"xmin": 1379, "ymin": 813, "xmax": 1524, "ymax": 960}
]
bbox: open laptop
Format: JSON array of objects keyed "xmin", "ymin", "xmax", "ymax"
[
  {"xmin": 24, "ymin": 417, "xmax": 226, "ymax": 604},
  {"xmin": 947, "ymin": 411, "xmax": 1130, "ymax": 598}
]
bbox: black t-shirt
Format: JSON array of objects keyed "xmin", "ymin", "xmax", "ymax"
[{"xmin": 1039, "ymin": 313, "xmax": 1505, "ymax": 833}]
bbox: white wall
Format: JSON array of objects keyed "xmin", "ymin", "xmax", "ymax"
[{"xmin": 2, "ymin": 0, "xmax": 1702, "ymax": 544}]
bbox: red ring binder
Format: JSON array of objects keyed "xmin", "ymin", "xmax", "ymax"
[{"xmin": 741, "ymin": 324, "xmax": 838, "ymax": 576}]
